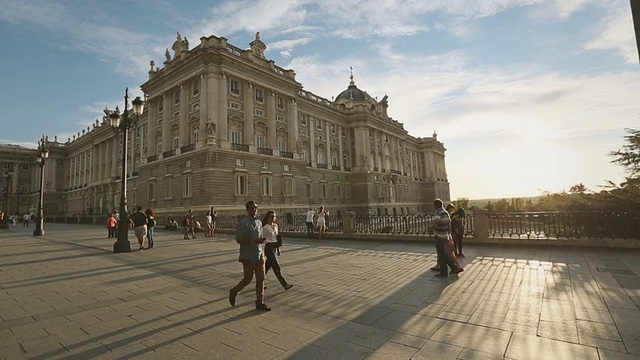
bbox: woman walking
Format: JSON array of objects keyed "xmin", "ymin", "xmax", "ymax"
[{"xmin": 262, "ymin": 210, "xmax": 293, "ymax": 291}]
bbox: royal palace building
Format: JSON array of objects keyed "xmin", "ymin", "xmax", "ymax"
[{"xmin": 0, "ymin": 32, "xmax": 450, "ymax": 218}]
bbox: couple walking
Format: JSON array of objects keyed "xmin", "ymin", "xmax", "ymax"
[{"xmin": 228, "ymin": 201, "xmax": 293, "ymax": 311}]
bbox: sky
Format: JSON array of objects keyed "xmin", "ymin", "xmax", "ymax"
[{"xmin": 1, "ymin": 0, "xmax": 639, "ymax": 200}]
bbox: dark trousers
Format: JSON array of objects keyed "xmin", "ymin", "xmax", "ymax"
[
  {"xmin": 435, "ymin": 238, "xmax": 458, "ymax": 275},
  {"xmin": 108, "ymin": 226, "xmax": 116, "ymax": 238},
  {"xmin": 232, "ymin": 258, "xmax": 266, "ymax": 305},
  {"xmin": 452, "ymin": 229, "xmax": 463, "ymax": 255},
  {"xmin": 306, "ymin": 221, "xmax": 314, "ymax": 238},
  {"xmin": 265, "ymin": 244, "xmax": 288, "ymax": 288}
]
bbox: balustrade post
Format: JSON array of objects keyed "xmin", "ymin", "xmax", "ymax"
[
  {"xmin": 343, "ymin": 211, "xmax": 355, "ymax": 236},
  {"xmin": 472, "ymin": 209, "xmax": 489, "ymax": 240}
]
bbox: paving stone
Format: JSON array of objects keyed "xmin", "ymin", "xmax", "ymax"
[
  {"xmin": 597, "ymin": 348, "xmax": 640, "ymax": 360},
  {"xmin": 430, "ymin": 321, "xmax": 511, "ymax": 356},
  {"xmin": 537, "ymin": 320, "xmax": 578, "ymax": 343},
  {"xmin": 506, "ymin": 333, "xmax": 599, "ymax": 360},
  {"xmin": 411, "ymin": 339, "xmax": 462, "ymax": 360},
  {"xmin": 2, "ymin": 225, "xmax": 640, "ymax": 359}
]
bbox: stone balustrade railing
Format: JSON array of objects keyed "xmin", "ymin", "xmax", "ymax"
[{"xmin": 44, "ymin": 210, "xmax": 640, "ymax": 248}]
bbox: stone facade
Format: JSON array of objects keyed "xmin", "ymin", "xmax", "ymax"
[{"xmin": 1, "ymin": 32, "xmax": 450, "ymax": 218}]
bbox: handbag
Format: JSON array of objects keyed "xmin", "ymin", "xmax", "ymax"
[{"xmin": 276, "ymin": 233, "xmax": 283, "ymax": 248}]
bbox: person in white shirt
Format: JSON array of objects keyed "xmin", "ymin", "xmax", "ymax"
[
  {"xmin": 205, "ymin": 211, "xmax": 213, "ymax": 237},
  {"xmin": 305, "ymin": 208, "xmax": 316, "ymax": 238},
  {"xmin": 261, "ymin": 210, "xmax": 293, "ymax": 291}
]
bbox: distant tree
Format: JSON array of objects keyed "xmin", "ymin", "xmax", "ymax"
[
  {"xmin": 569, "ymin": 183, "xmax": 588, "ymax": 195},
  {"xmin": 454, "ymin": 197, "xmax": 469, "ymax": 210}
]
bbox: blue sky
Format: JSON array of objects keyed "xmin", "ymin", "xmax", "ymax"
[{"xmin": 1, "ymin": 0, "xmax": 638, "ymax": 199}]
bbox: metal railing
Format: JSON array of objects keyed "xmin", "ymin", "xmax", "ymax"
[
  {"xmin": 487, "ymin": 211, "xmax": 640, "ymax": 240},
  {"xmin": 44, "ymin": 211, "xmax": 639, "ymax": 241}
]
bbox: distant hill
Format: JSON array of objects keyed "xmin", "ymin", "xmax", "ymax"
[{"xmin": 466, "ymin": 196, "xmax": 541, "ymax": 209}]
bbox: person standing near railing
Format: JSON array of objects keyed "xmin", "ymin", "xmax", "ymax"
[
  {"xmin": 432, "ymin": 199, "xmax": 463, "ymax": 277},
  {"xmin": 305, "ymin": 207, "xmax": 316, "ymax": 238},
  {"xmin": 316, "ymin": 206, "xmax": 328, "ymax": 239},
  {"xmin": 449, "ymin": 203, "xmax": 466, "ymax": 258}
]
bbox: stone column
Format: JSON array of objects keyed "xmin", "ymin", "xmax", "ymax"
[
  {"xmin": 424, "ymin": 151, "xmax": 434, "ymax": 180},
  {"xmin": 244, "ymin": 82, "xmax": 254, "ymax": 149},
  {"xmin": 112, "ymin": 138, "xmax": 118, "ymax": 177},
  {"xmin": 161, "ymin": 93, "xmax": 171, "ymax": 153},
  {"xmin": 147, "ymin": 99, "xmax": 157, "ymax": 157},
  {"xmin": 372, "ymin": 130, "xmax": 379, "ymax": 170},
  {"xmin": 391, "ymin": 138, "xmax": 398, "ymax": 171},
  {"xmin": 178, "ymin": 84, "xmax": 189, "ymax": 149},
  {"xmin": 353, "ymin": 126, "xmax": 369, "ymax": 171},
  {"xmin": 267, "ymin": 91, "xmax": 277, "ymax": 149},
  {"xmin": 198, "ymin": 73, "xmax": 208, "ymax": 149},
  {"xmin": 325, "ymin": 120, "xmax": 331, "ymax": 165},
  {"xmin": 287, "ymin": 97, "xmax": 298, "ymax": 153},
  {"xmin": 338, "ymin": 126, "xmax": 344, "ymax": 170},
  {"xmin": 216, "ymin": 72, "xmax": 228, "ymax": 148},
  {"xmin": 309, "ymin": 117, "xmax": 315, "ymax": 166},
  {"xmin": 472, "ymin": 208, "xmax": 489, "ymax": 240}
]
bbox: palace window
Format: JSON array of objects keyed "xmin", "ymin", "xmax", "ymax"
[
  {"xmin": 236, "ymin": 174, "xmax": 247, "ymax": 195},
  {"xmin": 261, "ymin": 176, "xmax": 272, "ymax": 196},
  {"xmin": 147, "ymin": 183, "xmax": 156, "ymax": 201},
  {"xmin": 172, "ymin": 131, "xmax": 179, "ymax": 150},
  {"xmin": 299, "ymin": 113, "xmax": 307, "ymax": 126},
  {"xmin": 255, "ymin": 88, "xmax": 264, "ymax": 103},
  {"xmin": 192, "ymin": 80, "xmax": 200, "ymax": 96},
  {"xmin": 229, "ymin": 101, "xmax": 241, "ymax": 110},
  {"xmin": 174, "ymin": 91, "xmax": 180, "ymax": 105},
  {"xmin": 183, "ymin": 176, "xmax": 191, "ymax": 197},
  {"xmin": 230, "ymin": 79, "xmax": 240, "ymax": 95},
  {"xmin": 276, "ymin": 96, "xmax": 285, "ymax": 109},
  {"xmin": 316, "ymin": 119, "xmax": 322, "ymax": 130},
  {"xmin": 284, "ymin": 177, "xmax": 294, "ymax": 196},
  {"xmin": 230, "ymin": 130, "xmax": 241, "ymax": 144}
]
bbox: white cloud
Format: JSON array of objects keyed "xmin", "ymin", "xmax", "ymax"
[{"xmin": 585, "ymin": 7, "xmax": 638, "ymax": 64}]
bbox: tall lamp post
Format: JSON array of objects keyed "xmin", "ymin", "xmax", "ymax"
[
  {"xmin": 33, "ymin": 138, "xmax": 50, "ymax": 236},
  {"xmin": 1, "ymin": 167, "xmax": 14, "ymax": 229},
  {"xmin": 104, "ymin": 88, "xmax": 144, "ymax": 253}
]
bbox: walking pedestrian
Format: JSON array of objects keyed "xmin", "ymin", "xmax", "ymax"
[
  {"xmin": 305, "ymin": 207, "xmax": 316, "ymax": 238},
  {"xmin": 432, "ymin": 199, "xmax": 463, "ymax": 277},
  {"xmin": 183, "ymin": 210, "xmax": 195, "ymax": 239},
  {"xmin": 228, "ymin": 201, "xmax": 271, "ymax": 311},
  {"xmin": 262, "ymin": 210, "xmax": 293, "ymax": 291},
  {"xmin": 145, "ymin": 208, "xmax": 156, "ymax": 249},
  {"xmin": 449, "ymin": 203, "xmax": 466, "ymax": 258},
  {"xmin": 131, "ymin": 206, "xmax": 148, "ymax": 251}
]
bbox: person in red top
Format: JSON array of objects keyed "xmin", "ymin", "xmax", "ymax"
[{"xmin": 106, "ymin": 214, "xmax": 117, "ymax": 238}]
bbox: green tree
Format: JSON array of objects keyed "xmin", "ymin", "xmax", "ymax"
[{"xmin": 610, "ymin": 128, "xmax": 640, "ymax": 182}]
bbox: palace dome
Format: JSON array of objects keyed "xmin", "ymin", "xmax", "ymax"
[{"xmin": 335, "ymin": 75, "xmax": 372, "ymax": 102}]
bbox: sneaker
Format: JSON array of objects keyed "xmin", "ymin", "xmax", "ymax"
[
  {"xmin": 284, "ymin": 284, "xmax": 294, "ymax": 290},
  {"xmin": 450, "ymin": 267, "xmax": 464, "ymax": 275},
  {"xmin": 256, "ymin": 303, "xmax": 271, "ymax": 311},
  {"xmin": 434, "ymin": 273, "xmax": 448, "ymax": 277},
  {"xmin": 430, "ymin": 266, "xmax": 440, "ymax": 272},
  {"xmin": 228, "ymin": 289, "xmax": 237, "ymax": 307}
]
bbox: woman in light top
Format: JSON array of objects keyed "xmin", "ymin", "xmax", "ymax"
[
  {"xmin": 205, "ymin": 211, "xmax": 213, "ymax": 237},
  {"xmin": 261, "ymin": 210, "xmax": 293, "ymax": 291},
  {"xmin": 316, "ymin": 205, "xmax": 328, "ymax": 239}
]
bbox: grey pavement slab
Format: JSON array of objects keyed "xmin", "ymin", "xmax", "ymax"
[{"xmin": 1, "ymin": 223, "xmax": 639, "ymax": 359}]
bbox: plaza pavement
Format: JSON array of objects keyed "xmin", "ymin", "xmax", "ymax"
[{"xmin": 0, "ymin": 223, "xmax": 639, "ymax": 360}]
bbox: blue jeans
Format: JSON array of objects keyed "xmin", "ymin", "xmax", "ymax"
[{"xmin": 147, "ymin": 226, "xmax": 154, "ymax": 248}]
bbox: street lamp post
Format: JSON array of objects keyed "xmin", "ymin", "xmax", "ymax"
[
  {"xmin": 104, "ymin": 88, "xmax": 144, "ymax": 253},
  {"xmin": 1, "ymin": 167, "xmax": 14, "ymax": 229},
  {"xmin": 33, "ymin": 138, "xmax": 50, "ymax": 236}
]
